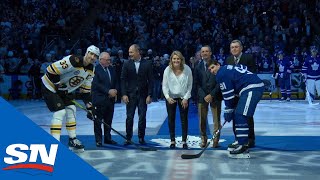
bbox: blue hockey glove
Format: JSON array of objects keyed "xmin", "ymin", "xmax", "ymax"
[{"xmin": 224, "ymin": 108, "xmax": 235, "ymax": 122}]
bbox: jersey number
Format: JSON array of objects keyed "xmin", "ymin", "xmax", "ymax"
[{"xmin": 60, "ymin": 60, "xmax": 69, "ymax": 69}]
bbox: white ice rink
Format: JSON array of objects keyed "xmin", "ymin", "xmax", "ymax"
[{"xmin": 8, "ymin": 99, "xmax": 320, "ymax": 180}]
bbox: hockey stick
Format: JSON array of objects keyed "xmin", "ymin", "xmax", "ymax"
[
  {"xmin": 71, "ymin": 100, "xmax": 157, "ymax": 151},
  {"xmin": 181, "ymin": 121, "xmax": 227, "ymax": 159},
  {"xmin": 305, "ymin": 86, "xmax": 319, "ymax": 106}
]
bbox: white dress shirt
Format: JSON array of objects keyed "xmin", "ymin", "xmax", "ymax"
[
  {"xmin": 162, "ymin": 64, "xmax": 193, "ymax": 100},
  {"xmin": 134, "ymin": 59, "xmax": 141, "ymax": 74}
]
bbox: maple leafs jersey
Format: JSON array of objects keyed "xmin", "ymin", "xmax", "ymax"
[
  {"xmin": 41, "ymin": 55, "xmax": 94, "ymax": 93},
  {"xmin": 301, "ymin": 55, "xmax": 320, "ymax": 80},
  {"xmin": 275, "ymin": 58, "xmax": 294, "ymax": 79},
  {"xmin": 216, "ymin": 64, "xmax": 264, "ymax": 108}
]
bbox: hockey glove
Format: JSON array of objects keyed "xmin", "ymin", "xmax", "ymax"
[
  {"xmin": 224, "ymin": 108, "xmax": 235, "ymax": 122},
  {"xmin": 86, "ymin": 103, "xmax": 96, "ymax": 120},
  {"xmin": 86, "ymin": 106, "xmax": 94, "ymax": 120},
  {"xmin": 54, "ymin": 83, "xmax": 68, "ymax": 96}
]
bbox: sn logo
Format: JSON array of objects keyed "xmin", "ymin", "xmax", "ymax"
[{"xmin": 3, "ymin": 144, "xmax": 58, "ymax": 173}]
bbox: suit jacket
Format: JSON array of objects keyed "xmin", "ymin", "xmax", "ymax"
[
  {"xmin": 194, "ymin": 60, "xmax": 222, "ymax": 104},
  {"xmin": 121, "ymin": 59, "xmax": 153, "ymax": 98},
  {"xmin": 91, "ymin": 64, "xmax": 116, "ymax": 106},
  {"xmin": 226, "ymin": 53, "xmax": 257, "ymax": 73}
]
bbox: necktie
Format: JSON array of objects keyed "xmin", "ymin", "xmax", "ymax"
[
  {"xmin": 105, "ymin": 67, "xmax": 111, "ymax": 82},
  {"xmin": 235, "ymin": 58, "xmax": 239, "ymax": 65}
]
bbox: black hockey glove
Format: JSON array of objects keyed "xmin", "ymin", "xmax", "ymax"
[
  {"xmin": 54, "ymin": 83, "xmax": 68, "ymax": 96},
  {"xmin": 86, "ymin": 107, "xmax": 94, "ymax": 120},
  {"xmin": 86, "ymin": 103, "xmax": 96, "ymax": 120},
  {"xmin": 224, "ymin": 108, "xmax": 235, "ymax": 122}
]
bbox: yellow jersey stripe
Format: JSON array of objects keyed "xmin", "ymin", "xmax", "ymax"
[
  {"xmin": 47, "ymin": 65, "xmax": 58, "ymax": 75},
  {"xmin": 51, "ymin": 64, "xmax": 61, "ymax": 75},
  {"xmin": 44, "ymin": 75, "xmax": 56, "ymax": 90}
]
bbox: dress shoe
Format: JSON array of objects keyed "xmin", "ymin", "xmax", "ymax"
[
  {"xmin": 169, "ymin": 144, "xmax": 176, "ymax": 149},
  {"xmin": 200, "ymin": 136, "xmax": 207, "ymax": 148},
  {"xmin": 124, "ymin": 140, "xmax": 132, "ymax": 146},
  {"xmin": 96, "ymin": 142, "xmax": 102, "ymax": 147},
  {"xmin": 104, "ymin": 140, "xmax": 117, "ymax": 145},
  {"xmin": 139, "ymin": 138, "xmax": 146, "ymax": 145},
  {"xmin": 182, "ymin": 143, "xmax": 188, "ymax": 149},
  {"xmin": 169, "ymin": 141, "xmax": 176, "ymax": 149},
  {"xmin": 212, "ymin": 139, "xmax": 219, "ymax": 148}
]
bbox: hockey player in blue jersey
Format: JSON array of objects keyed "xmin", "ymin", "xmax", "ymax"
[
  {"xmin": 273, "ymin": 51, "xmax": 294, "ymax": 101},
  {"xmin": 216, "ymin": 47, "xmax": 227, "ymax": 66},
  {"xmin": 208, "ymin": 61, "xmax": 264, "ymax": 158},
  {"xmin": 301, "ymin": 46, "xmax": 320, "ymax": 102},
  {"xmin": 291, "ymin": 47, "xmax": 303, "ymax": 72}
]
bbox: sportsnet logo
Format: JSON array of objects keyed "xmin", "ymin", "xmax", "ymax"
[{"xmin": 3, "ymin": 144, "xmax": 58, "ymax": 174}]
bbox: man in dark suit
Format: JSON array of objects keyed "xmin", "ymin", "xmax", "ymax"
[
  {"xmin": 91, "ymin": 52, "xmax": 118, "ymax": 147},
  {"xmin": 225, "ymin": 39, "xmax": 257, "ymax": 148},
  {"xmin": 194, "ymin": 45, "xmax": 222, "ymax": 148},
  {"xmin": 121, "ymin": 44, "xmax": 153, "ymax": 145}
]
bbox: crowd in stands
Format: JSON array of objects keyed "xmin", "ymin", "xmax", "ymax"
[
  {"xmin": 1, "ymin": 0, "xmax": 320, "ymax": 99},
  {"xmin": 0, "ymin": 0, "xmax": 90, "ymax": 73}
]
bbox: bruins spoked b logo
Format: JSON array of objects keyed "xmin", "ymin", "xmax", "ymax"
[{"xmin": 69, "ymin": 76, "xmax": 84, "ymax": 87}]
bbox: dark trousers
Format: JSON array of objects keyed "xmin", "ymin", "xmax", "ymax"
[
  {"xmin": 166, "ymin": 98, "xmax": 189, "ymax": 142},
  {"xmin": 94, "ymin": 103, "xmax": 114, "ymax": 143},
  {"xmin": 126, "ymin": 94, "xmax": 147, "ymax": 140}
]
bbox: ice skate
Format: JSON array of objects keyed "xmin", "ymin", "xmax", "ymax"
[
  {"xmin": 227, "ymin": 140, "xmax": 238, "ymax": 151},
  {"xmin": 68, "ymin": 137, "xmax": 85, "ymax": 153},
  {"xmin": 228, "ymin": 145, "xmax": 250, "ymax": 159}
]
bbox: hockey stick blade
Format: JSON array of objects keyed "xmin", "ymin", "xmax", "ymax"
[
  {"xmin": 181, "ymin": 141, "xmax": 210, "ymax": 159},
  {"xmin": 306, "ymin": 88, "xmax": 319, "ymax": 106},
  {"xmin": 181, "ymin": 121, "xmax": 227, "ymax": 159},
  {"xmin": 72, "ymin": 100, "xmax": 157, "ymax": 151}
]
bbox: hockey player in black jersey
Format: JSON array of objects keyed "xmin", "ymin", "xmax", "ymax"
[
  {"xmin": 41, "ymin": 45, "xmax": 100, "ymax": 153},
  {"xmin": 208, "ymin": 61, "xmax": 264, "ymax": 158}
]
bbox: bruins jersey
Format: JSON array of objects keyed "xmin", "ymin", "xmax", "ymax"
[{"xmin": 41, "ymin": 55, "xmax": 94, "ymax": 93}]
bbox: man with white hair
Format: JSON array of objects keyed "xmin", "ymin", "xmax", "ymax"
[{"xmin": 41, "ymin": 45, "xmax": 100, "ymax": 153}]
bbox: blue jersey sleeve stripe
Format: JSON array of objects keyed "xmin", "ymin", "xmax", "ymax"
[
  {"xmin": 222, "ymin": 89, "xmax": 234, "ymax": 95},
  {"xmin": 224, "ymin": 95, "xmax": 235, "ymax": 100}
]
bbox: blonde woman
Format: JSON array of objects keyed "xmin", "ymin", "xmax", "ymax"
[{"xmin": 162, "ymin": 51, "xmax": 193, "ymax": 149}]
